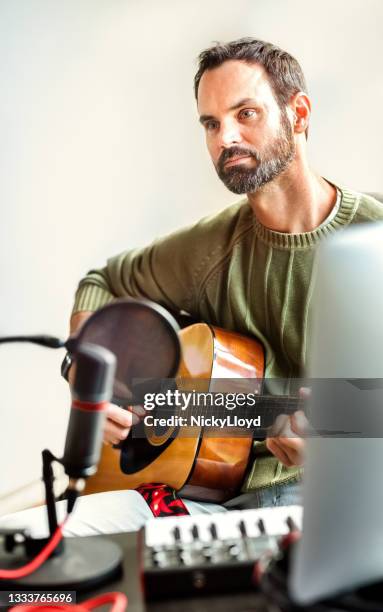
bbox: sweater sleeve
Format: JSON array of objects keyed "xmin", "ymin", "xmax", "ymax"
[
  {"xmin": 72, "ymin": 229, "xmax": 205, "ymax": 317},
  {"xmin": 72, "ymin": 200, "xmax": 251, "ymax": 318}
]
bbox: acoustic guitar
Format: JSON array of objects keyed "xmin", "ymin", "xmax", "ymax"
[{"xmin": 85, "ymin": 323, "xmax": 300, "ymax": 502}]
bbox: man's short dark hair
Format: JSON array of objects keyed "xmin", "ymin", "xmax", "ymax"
[{"xmin": 194, "ymin": 38, "xmax": 308, "ymax": 111}]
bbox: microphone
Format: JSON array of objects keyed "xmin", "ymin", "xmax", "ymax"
[
  {"xmin": 0, "ymin": 342, "xmax": 124, "ymax": 590},
  {"xmin": 62, "ymin": 342, "xmax": 116, "ymax": 480}
]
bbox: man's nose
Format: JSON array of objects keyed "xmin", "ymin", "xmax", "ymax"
[{"xmin": 219, "ymin": 120, "xmax": 242, "ymax": 147}]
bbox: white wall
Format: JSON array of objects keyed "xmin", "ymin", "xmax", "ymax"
[{"xmin": 0, "ymin": 0, "xmax": 382, "ymax": 497}]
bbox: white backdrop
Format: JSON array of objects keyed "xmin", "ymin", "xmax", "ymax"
[{"xmin": 0, "ymin": 0, "xmax": 382, "ymax": 497}]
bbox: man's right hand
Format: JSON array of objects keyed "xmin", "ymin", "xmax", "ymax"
[{"xmin": 103, "ymin": 404, "xmax": 146, "ymax": 446}]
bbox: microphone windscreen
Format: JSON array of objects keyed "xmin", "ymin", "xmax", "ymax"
[{"xmin": 75, "ymin": 298, "xmax": 181, "ymax": 405}]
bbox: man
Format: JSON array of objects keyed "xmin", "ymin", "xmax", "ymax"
[
  {"xmin": 2, "ymin": 38, "xmax": 382, "ymax": 537},
  {"xmin": 66, "ymin": 36, "xmax": 383, "ymax": 521}
]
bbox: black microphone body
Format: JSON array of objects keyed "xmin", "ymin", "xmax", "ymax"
[{"xmin": 62, "ymin": 342, "xmax": 116, "ymax": 479}]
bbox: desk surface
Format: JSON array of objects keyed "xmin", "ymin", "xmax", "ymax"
[{"xmin": 86, "ymin": 532, "xmax": 272, "ymax": 612}]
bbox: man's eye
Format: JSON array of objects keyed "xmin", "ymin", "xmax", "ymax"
[
  {"xmin": 239, "ymin": 109, "xmax": 256, "ymax": 119},
  {"xmin": 205, "ymin": 120, "xmax": 218, "ymax": 131}
]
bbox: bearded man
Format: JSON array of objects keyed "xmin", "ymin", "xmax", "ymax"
[
  {"xmin": 66, "ymin": 37, "xmax": 383, "ymax": 530},
  {"xmin": 2, "ymin": 38, "xmax": 382, "ymax": 537}
]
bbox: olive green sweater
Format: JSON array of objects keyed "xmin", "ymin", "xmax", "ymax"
[{"xmin": 72, "ymin": 185, "xmax": 383, "ymax": 491}]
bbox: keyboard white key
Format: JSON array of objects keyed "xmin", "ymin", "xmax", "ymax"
[{"xmin": 145, "ymin": 505, "xmax": 303, "ymax": 547}]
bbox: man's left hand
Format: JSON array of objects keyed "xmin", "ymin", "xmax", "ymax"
[{"xmin": 266, "ymin": 410, "xmax": 308, "ymax": 467}]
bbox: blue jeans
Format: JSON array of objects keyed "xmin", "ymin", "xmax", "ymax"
[
  {"xmin": 251, "ymin": 479, "xmax": 302, "ymax": 507},
  {"xmin": 223, "ymin": 479, "xmax": 302, "ymax": 510}
]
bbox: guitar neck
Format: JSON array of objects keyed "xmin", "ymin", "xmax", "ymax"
[{"xmin": 254, "ymin": 393, "xmax": 303, "ymax": 414}]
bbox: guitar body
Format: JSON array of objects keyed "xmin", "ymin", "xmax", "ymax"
[{"xmin": 85, "ymin": 324, "xmax": 265, "ymax": 502}]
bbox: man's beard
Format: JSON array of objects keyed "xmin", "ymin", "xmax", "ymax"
[{"xmin": 216, "ymin": 111, "xmax": 295, "ymax": 195}]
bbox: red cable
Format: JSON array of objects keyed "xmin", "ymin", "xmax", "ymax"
[
  {"xmin": 82, "ymin": 592, "xmax": 127, "ymax": 612},
  {"xmin": 1, "ymin": 520, "xmax": 128, "ymax": 611},
  {"xmin": 9, "ymin": 591, "xmax": 128, "ymax": 612},
  {"xmin": 0, "ymin": 518, "xmax": 68, "ymax": 580}
]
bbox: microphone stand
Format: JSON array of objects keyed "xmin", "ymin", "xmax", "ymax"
[
  {"xmin": 0, "ymin": 335, "xmax": 123, "ymax": 591},
  {"xmin": 0, "ymin": 449, "xmax": 123, "ymax": 591},
  {"xmin": 42, "ymin": 450, "xmax": 62, "ymax": 547}
]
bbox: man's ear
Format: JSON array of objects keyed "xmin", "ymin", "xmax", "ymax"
[{"xmin": 290, "ymin": 92, "xmax": 311, "ymax": 136}]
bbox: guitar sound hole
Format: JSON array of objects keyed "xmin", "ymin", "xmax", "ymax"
[
  {"xmin": 119, "ymin": 413, "xmax": 180, "ymax": 474},
  {"xmin": 151, "ymin": 421, "xmax": 169, "ymax": 437},
  {"xmin": 146, "ymin": 405, "xmax": 177, "ymax": 439}
]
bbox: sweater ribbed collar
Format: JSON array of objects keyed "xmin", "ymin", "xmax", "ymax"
[{"xmin": 252, "ymin": 187, "xmax": 359, "ymax": 249}]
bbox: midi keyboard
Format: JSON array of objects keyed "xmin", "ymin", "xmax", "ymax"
[{"xmin": 140, "ymin": 505, "xmax": 303, "ymax": 599}]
